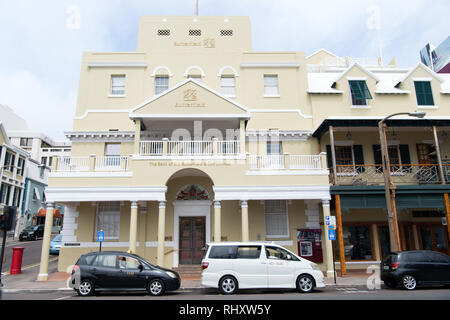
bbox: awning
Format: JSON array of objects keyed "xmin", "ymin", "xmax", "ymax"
[{"xmin": 35, "ymin": 208, "xmax": 62, "ymax": 219}]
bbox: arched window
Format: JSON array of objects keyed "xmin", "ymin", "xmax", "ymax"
[
  {"xmin": 184, "ymin": 66, "xmax": 205, "ymax": 82},
  {"xmin": 218, "ymin": 66, "xmax": 238, "ymax": 97},
  {"xmin": 151, "ymin": 66, "xmax": 172, "ymax": 95},
  {"xmin": 176, "ymin": 184, "xmax": 210, "ymax": 200}
]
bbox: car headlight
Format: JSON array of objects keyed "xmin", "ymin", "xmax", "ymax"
[{"xmin": 165, "ymin": 271, "xmax": 177, "ymax": 279}]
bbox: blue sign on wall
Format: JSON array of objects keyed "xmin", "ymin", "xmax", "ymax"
[{"xmin": 328, "ymin": 229, "xmax": 336, "ymax": 241}]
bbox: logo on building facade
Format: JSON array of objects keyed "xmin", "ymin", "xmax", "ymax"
[
  {"xmin": 183, "ymin": 89, "xmax": 197, "ymax": 101},
  {"xmin": 203, "ymin": 38, "xmax": 215, "ymax": 48},
  {"xmin": 175, "ymin": 88, "xmax": 206, "ymax": 107}
]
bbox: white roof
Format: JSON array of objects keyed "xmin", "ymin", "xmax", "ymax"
[{"xmin": 307, "ymin": 73, "xmax": 343, "ymax": 94}]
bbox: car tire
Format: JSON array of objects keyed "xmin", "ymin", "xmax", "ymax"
[
  {"xmin": 219, "ymin": 275, "xmax": 238, "ymax": 295},
  {"xmin": 296, "ymin": 274, "xmax": 315, "ymax": 293},
  {"xmin": 77, "ymin": 279, "xmax": 95, "ymax": 297},
  {"xmin": 401, "ymin": 275, "xmax": 417, "ymax": 290},
  {"xmin": 148, "ymin": 279, "xmax": 166, "ymax": 296}
]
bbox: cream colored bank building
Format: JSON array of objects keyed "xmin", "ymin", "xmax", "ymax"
[{"xmin": 41, "ymin": 16, "xmax": 450, "ymax": 280}]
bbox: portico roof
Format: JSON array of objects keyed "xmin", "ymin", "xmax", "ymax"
[{"xmin": 129, "ymin": 79, "xmax": 250, "ymax": 120}]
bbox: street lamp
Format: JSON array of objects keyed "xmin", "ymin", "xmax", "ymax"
[{"xmin": 378, "ymin": 111, "xmax": 426, "ymax": 252}]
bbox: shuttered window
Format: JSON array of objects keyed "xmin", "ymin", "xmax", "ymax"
[
  {"xmin": 264, "ymin": 200, "xmax": 289, "ymax": 238},
  {"xmin": 96, "ymin": 202, "xmax": 121, "ymax": 240},
  {"xmin": 414, "ymin": 81, "xmax": 434, "ymax": 106},
  {"xmin": 349, "ymin": 80, "xmax": 372, "ymax": 105}
]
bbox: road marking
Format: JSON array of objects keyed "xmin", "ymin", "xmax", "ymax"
[
  {"xmin": 53, "ymin": 295, "xmax": 74, "ymax": 300},
  {"xmin": 335, "ymin": 287, "xmax": 372, "ymax": 294}
]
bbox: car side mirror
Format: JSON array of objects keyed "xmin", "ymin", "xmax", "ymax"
[{"xmin": 138, "ymin": 264, "xmax": 144, "ymax": 272}]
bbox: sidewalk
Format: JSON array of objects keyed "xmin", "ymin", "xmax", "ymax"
[{"xmin": 2, "ymin": 262, "xmax": 376, "ymax": 292}]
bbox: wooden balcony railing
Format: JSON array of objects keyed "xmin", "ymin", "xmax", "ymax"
[{"xmin": 330, "ymin": 164, "xmax": 450, "ymax": 186}]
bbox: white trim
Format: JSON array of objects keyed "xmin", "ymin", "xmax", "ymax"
[
  {"xmin": 334, "ymin": 62, "xmax": 380, "ymax": 83},
  {"xmin": 151, "ymin": 66, "xmax": 173, "ymax": 77},
  {"xmin": 73, "ymin": 109, "xmax": 130, "ymax": 120},
  {"xmin": 213, "ymin": 185, "xmax": 330, "ymax": 201},
  {"xmin": 417, "ymin": 105, "xmax": 438, "ymax": 110},
  {"xmin": 398, "ymin": 62, "xmax": 443, "ymax": 84},
  {"xmin": 145, "ymin": 241, "xmax": 174, "ymax": 247},
  {"xmin": 49, "ymin": 172, "xmax": 133, "ymax": 178},
  {"xmin": 62, "ymin": 242, "xmax": 136, "ymax": 248},
  {"xmin": 184, "ymin": 66, "xmax": 206, "ymax": 77},
  {"xmin": 45, "ymin": 186, "xmax": 167, "ymax": 202},
  {"xmin": 412, "ymin": 77, "xmax": 432, "ymax": 82},
  {"xmin": 217, "ymin": 66, "xmax": 239, "ymax": 77},
  {"xmin": 350, "ymin": 105, "xmax": 372, "ymax": 109},
  {"xmin": 264, "ymin": 95, "xmax": 281, "ymax": 98},
  {"xmin": 249, "ymin": 109, "xmax": 312, "ymax": 119},
  {"xmin": 246, "ymin": 170, "xmax": 329, "ymax": 176},
  {"xmin": 347, "ymin": 76, "xmax": 367, "ymax": 80},
  {"xmin": 173, "ymin": 200, "xmax": 211, "ymax": 268},
  {"xmin": 240, "ymin": 62, "xmax": 300, "ymax": 68},
  {"xmin": 131, "ymin": 114, "xmax": 249, "ymax": 119},
  {"xmin": 108, "ymin": 94, "xmax": 126, "ymax": 98},
  {"xmin": 306, "ymin": 48, "xmax": 338, "ymax": 60},
  {"xmin": 87, "ymin": 62, "xmax": 148, "ymax": 68}
]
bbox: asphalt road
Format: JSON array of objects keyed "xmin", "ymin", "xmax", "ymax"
[
  {"xmin": 2, "ymin": 285, "xmax": 450, "ymax": 300},
  {"xmin": 0, "ymin": 238, "xmax": 51, "ymax": 274}
]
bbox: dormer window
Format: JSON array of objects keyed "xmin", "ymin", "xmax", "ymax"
[
  {"xmin": 414, "ymin": 81, "xmax": 434, "ymax": 106},
  {"xmin": 349, "ymin": 80, "xmax": 372, "ymax": 106}
]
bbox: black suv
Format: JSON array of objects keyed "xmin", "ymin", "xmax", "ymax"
[
  {"xmin": 70, "ymin": 251, "xmax": 181, "ymax": 296},
  {"xmin": 19, "ymin": 225, "xmax": 45, "ymax": 241},
  {"xmin": 381, "ymin": 250, "xmax": 450, "ymax": 290}
]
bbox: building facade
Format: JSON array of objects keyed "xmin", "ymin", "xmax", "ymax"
[{"xmin": 44, "ymin": 16, "xmax": 450, "ymax": 279}]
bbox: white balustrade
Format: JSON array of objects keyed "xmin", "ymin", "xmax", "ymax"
[
  {"xmin": 56, "ymin": 157, "xmax": 90, "ymax": 172},
  {"xmin": 290, "ymin": 155, "xmax": 322, "ymax": 169},
  {"xmin": 140, "ymin": 141, "xmax": 163, "ymax": 156},
  {"xmin": 248, "ymin": 154, "xmax": 323, "ymax": 170},
  {"xmin": 95, "ymin": 156, "xmax": 128, "ymax": 171}
]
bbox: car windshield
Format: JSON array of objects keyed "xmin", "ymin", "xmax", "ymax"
[{"xmin": 52, "ymin": 234, "xmax": 62, "ymax": 242}]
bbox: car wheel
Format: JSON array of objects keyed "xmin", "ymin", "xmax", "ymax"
[
  {"xmin": 219, "ymin": 276, "xmax": 238, "ymax": 295},
  {"xmin": 148, "ymin": 279, "xmax": 166, "ymax": 296},
  {"xmin": 296, "ymin": 274, "xmax": 315, "ymax": 293},
  {"xmin": 401, "ymin": 275, "xmax": 417, "ymax": 290},
  {"xmin": 77, "ymin": 279, "xmax": 95, "ymax": 296}
]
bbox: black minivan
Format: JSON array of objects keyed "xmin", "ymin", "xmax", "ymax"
[
  {"xmin": 70, "ymin": 251, "xmax": 181, "ymax": 296},
  {"xmin": 381, "ymin": 250, "xmax": 450, "ymax": 290}
]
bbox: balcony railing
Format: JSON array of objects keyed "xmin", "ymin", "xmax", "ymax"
[
  {"xmin": 330, "ymin": 164, "xmax": 450, "ymax": 186},
  {"xmin": 55, "ymin": 156, "xmax": 129, "ymax": 172},
  {"xmin": 248, "ymin": 154, "xmax": 324, "ymax": 170},
  {"xmin": 139, "ymin": 140, "xmax": 241, "ymax": 156}
]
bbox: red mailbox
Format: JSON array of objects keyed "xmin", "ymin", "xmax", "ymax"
[{"xmin": 10, "ymin": 247, "xmax": 25, "ymax": 275}]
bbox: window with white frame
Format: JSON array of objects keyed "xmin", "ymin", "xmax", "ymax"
[
  {"xmin": 155, "ymin": 76, "xmax": 169, "ymax": 95},
  {"xmin": 221, "ymin": 76, "xmax": 236, "ymax": 97},
  {"xmin": 264, "ymin": 75, "xmax": 279, "ymax": 96},
  {"xmin": 110, "ymin": 75, "xmax": 126, "ymax": 96},
  {"xmin": 264, "ymin": 200, "xmax": 289, "ymax": 238},
  {"xmin": 105, "ymin": 143, "xmax": 121, "ymax": 167},
  {"xmin": 96, "ymin": 202, "xmax": 121, "ymax": 240}
]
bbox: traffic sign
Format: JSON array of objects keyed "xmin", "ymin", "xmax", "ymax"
[
  {"xmin": 328, "ymin": 229, "xmax": 336, "ymax": 241},
  {"xmin": 325, "ymin": 216, "xmax": 336, "ymax": 226},
  {"xmin": 97, "ymin": 230, "xmax": 105, "ymax": 243},
  {"xmin": 327, "ymin": 225, "xmax": 335, "ymax": 230}
]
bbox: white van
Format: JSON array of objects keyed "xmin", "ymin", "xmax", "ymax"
[{"xmin": 201, "ymin": 242, "xmax": 325, "ymax": 294}]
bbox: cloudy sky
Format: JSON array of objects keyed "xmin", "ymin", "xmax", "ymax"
[{"xmin": 0, "ymin": 0, "xmax": 449, "ymax": 140}]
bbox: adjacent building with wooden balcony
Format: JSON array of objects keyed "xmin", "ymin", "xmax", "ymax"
[{"xmin": 41, "ymin": 16, "xmax": 450, "ymax": 279}]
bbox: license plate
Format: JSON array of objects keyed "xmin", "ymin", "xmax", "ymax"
[{"xmin": 383, "ymin": 265, "xmax": 389, "ymax": 270}]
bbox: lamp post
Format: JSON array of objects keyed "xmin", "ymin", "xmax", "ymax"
[{"xmin": 378, "ymin": 111, "xmax": 426, "ymax": 252}]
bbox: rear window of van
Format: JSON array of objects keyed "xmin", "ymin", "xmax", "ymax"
[{"xmin": 208, "ymin": 246, "xmax": 238, "ymax": 259}]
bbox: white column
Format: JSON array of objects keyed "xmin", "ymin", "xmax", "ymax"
[
  {"xmin": 321, "ymin": 199, "xmax": 334, "ymax": 278},
  {"xmin": 157, "ymin": 201, "xmax": 166, "ymax": 266},
  {"xmin": 129, "ymin": 201, "xmax": 138, "ymax": 253},
  {"xmin": 240, "ymin": 200, "xmax": 249, "ymax": 242},
  {"xmin": 37, "ymin": 202, "xmax": 55, "ymax": 281},
  {"xmin": 214, "ymin": 201, "xmax": 221, "ymax": 242}
]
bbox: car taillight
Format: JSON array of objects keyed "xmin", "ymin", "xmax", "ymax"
[
  {"xmin": 201, "ymin": 262, "xmax": 209, "ymax": 270},
  {"xmin": 72, "ymin": 265, "xmax": 80, "ymax": 274},
  {"xmin": 391, "ymin": 262, "xmax": 398, "ymax": 270}
]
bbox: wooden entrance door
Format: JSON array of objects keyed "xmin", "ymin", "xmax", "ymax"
[{"xmin": 179, "ymin": 217, "xmax": 206, "ymax": 265}]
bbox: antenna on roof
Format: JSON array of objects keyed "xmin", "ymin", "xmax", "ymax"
[
  {"xmin": 366, "ymin": 5, "xmax": 383, "ymax": 66},
  {"xmin": 195, "ymin": 0, "xmax": 199, "ymax": 16}
]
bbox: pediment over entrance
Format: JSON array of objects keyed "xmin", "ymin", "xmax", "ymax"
[
  {"xmin": 130, "ymin": 79, "xmax": 250, "ymax": 119},
  {"xmin": 176, "ymin": 184, "xmax": 210, "ymax": 200}
]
